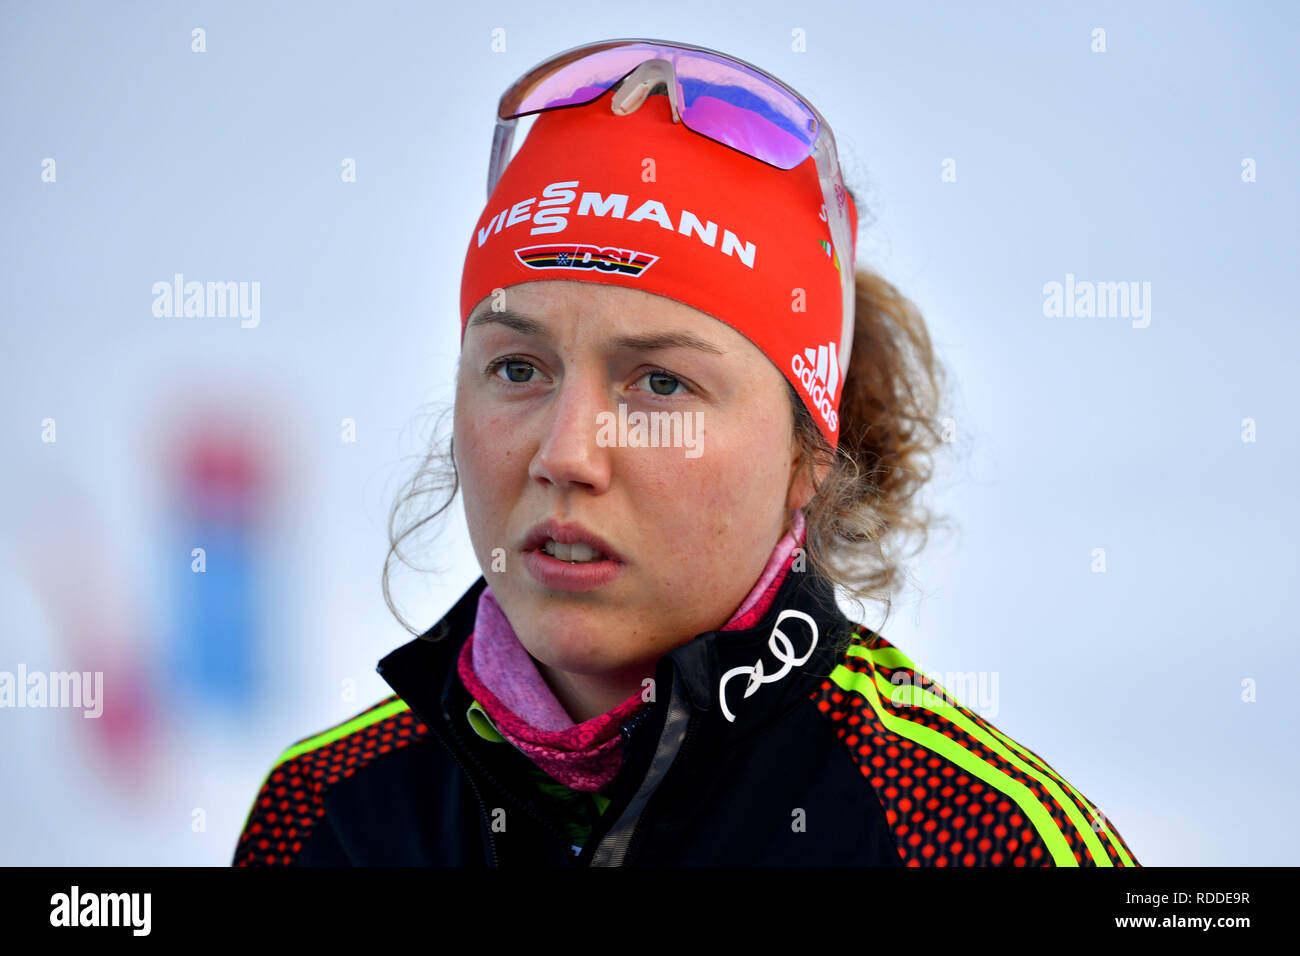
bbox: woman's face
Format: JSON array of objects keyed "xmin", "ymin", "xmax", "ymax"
[{"xmin": 454, "ymin": 279, "xmax": 816, "ymax": 684}]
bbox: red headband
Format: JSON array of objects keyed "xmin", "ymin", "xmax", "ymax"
[{"xmin": 459, "ymin": 89, "xmax": 857, "ymax": 449}]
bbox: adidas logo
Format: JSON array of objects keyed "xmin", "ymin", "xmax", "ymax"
[{"xmin": 790, "ymin": 342, "xmax": 840, "ymax": 434}]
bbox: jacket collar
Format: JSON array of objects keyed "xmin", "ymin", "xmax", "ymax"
[
  {"xmin": 376, "ymin": 563, "xmax": 852, "ymax": 750},
  {"xmin": 659, "ymin": 561, "xmax": 851, "ymax": 741},
  {"xmin": 376, "ymin": 576, "xmax": 488, "ymax": 735}
]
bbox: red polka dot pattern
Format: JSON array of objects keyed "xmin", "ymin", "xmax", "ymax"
[
  {"xmin": 233, "ymin": 695, "xmax": 427, "ymax": 866},
  {"xmin": 812, "ymin": 626, "xmax": 1141, "ymax": 868}
]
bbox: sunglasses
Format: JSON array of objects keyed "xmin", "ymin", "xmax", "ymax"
[{"xmin": 485, "ymin": 37, "xmax": 856, "ymax": 383}]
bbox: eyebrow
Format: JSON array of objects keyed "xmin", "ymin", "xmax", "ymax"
[{"xmin": 466, "ymin": 308, "xmax": 726, "ymax": 356}]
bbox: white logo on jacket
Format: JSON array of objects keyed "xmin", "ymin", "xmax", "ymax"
[{"xmin": 718, "ymin": 609, "xmax": 819, "ymax": 723}]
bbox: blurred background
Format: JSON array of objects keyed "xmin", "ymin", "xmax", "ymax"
[{"xmin": 2, "ymin": 0, "xmax": 1296, "ymax": 865}]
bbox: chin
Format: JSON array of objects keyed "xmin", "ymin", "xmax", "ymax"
[
  {"xmin": 501, "ymin": 588, "xmax": 655, "ymax": 674},
  {"xmin": 526, "ymin": 631, "xmax": 632, "ymax": 677}
]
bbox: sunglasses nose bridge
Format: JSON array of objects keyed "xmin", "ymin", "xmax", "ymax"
[{"xmin": 608, "ymin": 58, "xmax": 683, "ymax": 124}]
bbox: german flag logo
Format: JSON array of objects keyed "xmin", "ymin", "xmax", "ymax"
[
  {"xmin": 817, "ymin": 238, "xmax": 844, "ymax": 273},
  {"xmin": 514, "ymin": 243, "xmax": 659, "ymax": 277}
]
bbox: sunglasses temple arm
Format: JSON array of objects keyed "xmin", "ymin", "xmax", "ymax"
[
  {"xmin": 814, "ymin": 133, "xmax": 855, "ymax": 384},
  {"xmin": 487, "ymin": 116, "xmax": 518, "ymax": 199}
]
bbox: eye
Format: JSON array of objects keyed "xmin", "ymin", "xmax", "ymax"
[
  {"xmin": 485, "ymin": 359, "xmax": 692, "ymax": 397},
  {"xmin": 634, "ymin": 368, "xmax": 691, "ymax": 398},
  {"xmin": 487, "ymin": 356, "xmax": 542, "ymax": 385}
]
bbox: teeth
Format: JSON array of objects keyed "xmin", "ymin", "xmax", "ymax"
[{"xmin": 542, "ymin": 539, "xmax": 606, "ymax": 563}]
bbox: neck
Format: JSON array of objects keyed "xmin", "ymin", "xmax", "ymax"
[{"xmin": 534, "ymin": 658, "xmax": 650, "ymax": 724}]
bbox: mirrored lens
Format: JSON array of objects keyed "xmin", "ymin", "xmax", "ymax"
[
  {"xmin": 673, "ymin": 49, "xmax": 817, "ymax": 170},
  {"xmin": 508, "ymin": 42, "xmax": 819, "ymax": 170},
  {"xmin": 511, "ymin": 45, "xmax": 665, "ymax": 113}
]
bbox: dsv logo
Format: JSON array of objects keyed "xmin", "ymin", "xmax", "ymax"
[{"xmin": 718, "ymin": 609, "xmax": 819, "ymax": 723}]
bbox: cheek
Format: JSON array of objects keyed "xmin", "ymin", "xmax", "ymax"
[
  {"xmin": 455, "ymin": 385, "xmax": 512, "ymax": 469},
  {"xmin": 705, "ymin": 412, "xmax": 786, "ymax": 491},
  {"xmin": 455, "ymin": 408, "xmax": 526, "ymax": 567},
  {"xmin": 635, "ymin": 415, "xmax": 785, "ymax": 542},
  {"xmin": 454, "ymin": 401, "xmax": 524, "ymax": 513}
]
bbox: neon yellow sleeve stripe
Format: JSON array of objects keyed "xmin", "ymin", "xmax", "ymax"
[
  {"xmin": 844, "ymin": 646, "xmax": 1115, "ymax": 866},
  {"xmin": 871, "ymin": 666, "xmax": 1113, "ymax": 866},
  {"xmin": 236, "ymin": 697, "xmax": 413, "ymax": 839},
  {"xmin": 859, "ymin": 644, "xmax": 1133, "ymax": 866},
  {"xmin": 867, "ymin": 645, "xmax": 1076, "ymax": 791},
  {"xmin": 828, "ymin": 661, "xmax": 1080, "ymax": 865},
  {"xmin": 272, "ymin": 697, "xmax": 413, "ymax": 767},
  {"xmin": 981, "ymin": 718, "xmax": 1135, "ymax": 866}
]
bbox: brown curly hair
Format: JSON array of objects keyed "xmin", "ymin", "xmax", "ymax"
[{"xmin": 383, "ymin": 185, "xmax": 951, "ymax": 636}]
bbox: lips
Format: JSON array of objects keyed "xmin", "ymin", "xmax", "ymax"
[{"xmin": 521, "ymin": 519, "xmax": 625, "ymax": 564}]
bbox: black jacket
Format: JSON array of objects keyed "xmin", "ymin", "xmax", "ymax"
[{"xmin": 232, "ymin": 564, "xmax": 1140, "ymax": 866}]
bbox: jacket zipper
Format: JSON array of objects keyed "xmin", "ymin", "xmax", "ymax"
[
  {"xmin": 436, "ymin": 729, "xmax": 500, "ymax": 866},
  {"xmin": 436, "ymin": 705, "xmax": 576, "ymax": 865},
  {"xmin": 619, "ymin": 706, "xmax": 654, "ymax": 757},
  {"xmin": 621, "ymin": 714, "xmax": 699, "ymax": 864},
  {"xmin": 586, "ymin": 670, "xmax": 696, "ymax": 866}
]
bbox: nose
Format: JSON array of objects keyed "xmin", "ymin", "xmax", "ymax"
[{"xmin": 528, "ymin": 371, "xmax": 613, "ymax": 494}]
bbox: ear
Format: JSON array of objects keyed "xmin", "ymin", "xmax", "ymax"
[{"xmin": 786, "ymin": 446, "xmax": 831, "ymax": 513}]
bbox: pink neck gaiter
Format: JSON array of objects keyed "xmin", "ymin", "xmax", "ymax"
[{"xmin": 455, "ymin": 509, "xmax": 808, "ymax": 792}]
